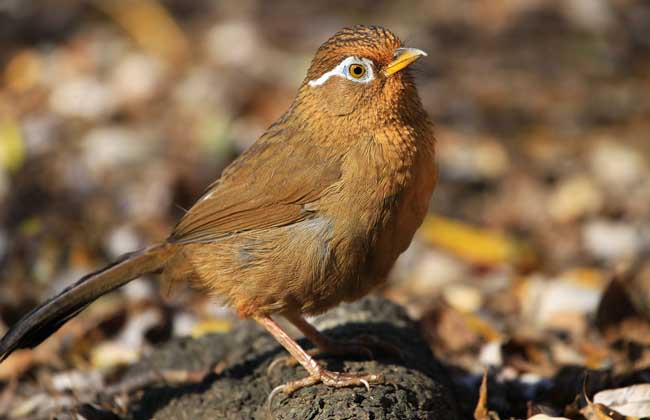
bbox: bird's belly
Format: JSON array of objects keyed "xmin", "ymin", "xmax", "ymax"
[{"xmin": 182, "ymin": 216, "xmax": 354, "ymax": 317}]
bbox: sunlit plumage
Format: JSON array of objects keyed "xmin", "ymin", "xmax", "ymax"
[{"xmin": 0, "ymin": 24, "xmax": 436, "ymax": 396}]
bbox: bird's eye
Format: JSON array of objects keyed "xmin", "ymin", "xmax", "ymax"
[
  {"xmin": 348, "ymin": 63, "xmax": 367, "ymax": 79},
  {"xmin": 307, "ymin": 57, "xmax": 374, "ymax": 87}
]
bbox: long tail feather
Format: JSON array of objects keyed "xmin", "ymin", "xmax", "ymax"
[{"xmin": 0, "ymin": 244, "xmax": 172, "ymax": 362}]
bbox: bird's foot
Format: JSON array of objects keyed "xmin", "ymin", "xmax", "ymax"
[{"xmin": 267, "ymin": 368, "xmax": 384, "ymax": 407}]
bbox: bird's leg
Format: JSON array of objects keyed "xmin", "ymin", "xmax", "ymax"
[
  {"xmin": 254, "ymin": 314, "xmax": 383, "ymax": 398},
  {"xmin": 267, "ymin": 313, "xmax": 401, "ymax": 373},
  {"xmin": 288, "ymin": 313, "xmax": 375, "ymax": 355}
]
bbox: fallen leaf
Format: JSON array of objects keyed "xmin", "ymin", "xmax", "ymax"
[
  {"xmin": 90, "ymin": 342, "xmax": 140, "ymax": 369},
  {"xmin": 3, "ymin": 49, "xmax": 43, "ymax": 92},
  {"xmin": 474, "ymin": 371, "xmax": 500, "ymax": 420},
  {"xmin": 596, "ymin": 261, "xmax": 650, "ymax": 344},
  {"xmin": 475, "ymin": 371, "xmax": 490, "ymax": 420},
  {"xmin": 442, "ymin": 283, "xmax": 483, "ymax": 313},
  {"xmin": 418, "ymin": 215, "xmax": 534, "ymax": 267},
  {"xmin": 9, "ymin": 393, "xmax": 50, "ymax": 419},
  {"xmin": 583, "ymin": 379, "xmax": 645, "ymax": 420},
  {"xmin": 518, "ymin": 271, "xmax": 604, "ymax": 331},
  {"xmin": 594, "ymin": 384, "xmax": 650, "ymax": 418},
  {"xmin": 0, "ymin": 117, "xmax": 25, "ymax": 172},
  {"xmin": 0, "ymin": 350, "xmax": 34, "ymax": 380},
  {"xmin": 191, "ymin": 319, "xmax": 232, "ymax": 338},
  {"xmin": 422, "ymin": 305, "xmax": 482, "ymax": 353},
  {"xmin": 95, "ymin": 0, "xmax": 190, "ymax": 63},
  {"xmin": 463, "ymin": 312, "xmax": 503, "ymax": 342}
]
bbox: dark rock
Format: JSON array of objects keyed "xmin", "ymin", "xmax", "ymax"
[{"xmin": 125, "ymin": 298, "xmax": 459, "ymax": 420}]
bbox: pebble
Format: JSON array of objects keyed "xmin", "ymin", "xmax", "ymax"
[
  {"xmin": 121, "ymin": 165, "xmax": 173, "ymax": 221},
  {"xmin": 122, "ymin": 278, "xmax": 155, "ymax": 301},
  {"xmin": 479, "ymin": 340, "xmax": 503, "ymax": 366},
  {"xmin": 111, "ymin": 53, "xmax": 166, "ymax": 104},
  {"xmin": 442, "ymin": 283, "xmax": 483, "ymax": 313},
  {"xmin": 561, "ymin": 0, "xmax": 614, "ymax": 32},
  {"xmin": 51, "ymin": 370, "xmax": 104, "ymax": 392},
  {"xmin": 204, "ymin": 20, "xmax": 261, "ymax": 68},
  {"xmin": 173, "ymin": 66, "xmax": 229, "ymax": 113},
  {"xmin": 49, "ymin": 76, "xmax": 117, "ymax": 119},
  {"xmin": 105, "ymin": 225, "xmax": 142, "ymax": 258},
  {"xmin": 499, "ymin": 366, "xmax": 520, "ymax": 381},
  {"xmin": 520, "ymin": 273, "xmax": 603, "ymax": 328},
  {"xmin": 116, "ymin": 308, "xmax": 162, "ymax": 349},
  {"xmin": 20, "ymin": 114, "xmax": 58, "ymax": 156},
  {"xmin": 404, "ymin": 249, "xmax": 469, "ymax": 295},
  {"xmin": 81, "ymin": 125, "xmax": 150, "ymax": 176},
  {"xmin": 589, "ymin": 139, "xmax": 647, "ymax": 189},
  {"xmin": 91, "ymin": 342, "xmax": 140, "ymax": 369},
  {"xmin": 437, "ymin": 132, "xmax": 510, "ymax": 181},
  {"xmin": 551, "ymin": 341, "xmax": 585, "ymax": 366},
  {"xmin": 547, "ymin": 175, "xmax": 603, "ymax": 223},
  {"xmin": 173, "ymin": 312, "xmax": 198, "ymax": 337},
  {"xmin": 583, "ymin": 219, "xmax": 641, "ymax": 260}
]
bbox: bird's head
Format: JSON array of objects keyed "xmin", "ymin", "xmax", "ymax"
[{"xmin": 296, "ymin": 25, "xmax": 427, "ymax": 129}]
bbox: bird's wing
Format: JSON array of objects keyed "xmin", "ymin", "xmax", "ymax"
[{"xmin": 169, "ymin": 127, "xmax": 343, "ymax": 244}]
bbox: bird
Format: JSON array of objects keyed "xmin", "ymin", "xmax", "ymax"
[{"xmin": 0, "ymin": 25, "xmax": 436, "ymax": 396}]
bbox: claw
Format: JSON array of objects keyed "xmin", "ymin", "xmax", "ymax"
[
  {"xmin": 266, "ymin": 369, "xmax": 383, "ymax": 410},
  {"xmin": 360, "ymin": 378, "xmax": 370, "ymax": 392},
  {"xmin": 267, "ymin": 355, "xmax": 292, "ymax": 375},
  {"xmin": 267, "ymin": 383, "xmax": 286, "ymax": 411}
]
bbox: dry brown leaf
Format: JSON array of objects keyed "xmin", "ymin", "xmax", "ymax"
[
  {"xmin": 418, "ymin": 215, "xmax": 534, "ymax": 267},
  {"xmin": 474, "ymin": 371, "xmax": 500, "ymax": 420},
  {"xmin": 90, "ymin": 342, "xmax": 140, "ymax": 369},
  {"xmin": 0, "ymin": 350, "xmax": 34, "ymax": 380},
  {"xmin": 597, "ymin": 279, "xmax": 643, "ymax": 337},
  {"xmin": 3, "ymin": 49, "xmax": 42, "ymax": 93},
  {"xmin": 422, "ymin": 306, "xmax": 480, "ymax": 352},
  {"xmin": 462, "ymin": 312, "xmax": 503, "ymax": 342},
  {"xmin": 583, "ymin": 380, "xmax": 645, "ymax": 420},
  {"xmin": 0, "ymin": 336, "xmax": 64, "ymax": 380},
  {"xmin": 594, "ymin": 384, "xmax": 650, "ymax": 419},
  {"xmin": 475, "ymin": 371, "xmax": 490, "ymax": 420},
  {"xmin": 592, "ymin": 403, "xmax": 639, "ymax": 420},
  {"xmin": 95, "ymin": 0, "xmax": 189, "ymax": 63}
]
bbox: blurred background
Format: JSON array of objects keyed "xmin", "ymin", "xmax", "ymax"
[{"xmin": 0, "ymin": 0, "xmax": 649, "ymax": 418}]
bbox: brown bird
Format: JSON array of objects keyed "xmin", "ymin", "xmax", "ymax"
[{"xmin": 0, "ymin": 25, "xmax": 436, "ymax": 395}]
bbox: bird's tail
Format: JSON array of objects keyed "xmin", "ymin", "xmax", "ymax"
[{"xmin": 0, "ymin": 244, "xmax": 173, "ymax": 362}]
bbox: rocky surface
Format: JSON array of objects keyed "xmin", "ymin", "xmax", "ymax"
[{"xmin": 124, "ymin": 298, "xmax": 459, "ymax": 420}]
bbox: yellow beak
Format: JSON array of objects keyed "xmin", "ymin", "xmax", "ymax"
[{"xmin": 383, "ymin": 47, "xmax": 427, "ymax": 76}]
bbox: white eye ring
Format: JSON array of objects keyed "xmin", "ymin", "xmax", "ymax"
[{"xmin": 308, "ymin": 56, "xmax": 375, "ymax": 87}]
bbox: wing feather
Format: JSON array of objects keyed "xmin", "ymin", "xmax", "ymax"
[{"xmin": 169, "ymin": 128, "xmax": 342, "ymax": 244}]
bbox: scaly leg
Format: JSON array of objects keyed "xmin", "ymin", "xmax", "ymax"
[
  {"xmin": 267, "ymin": 313, "xmax": 400, "ymax": 372},
  {"xmin": 254, "ymin": 314, "xmax": 383, "ymax": 399}
]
